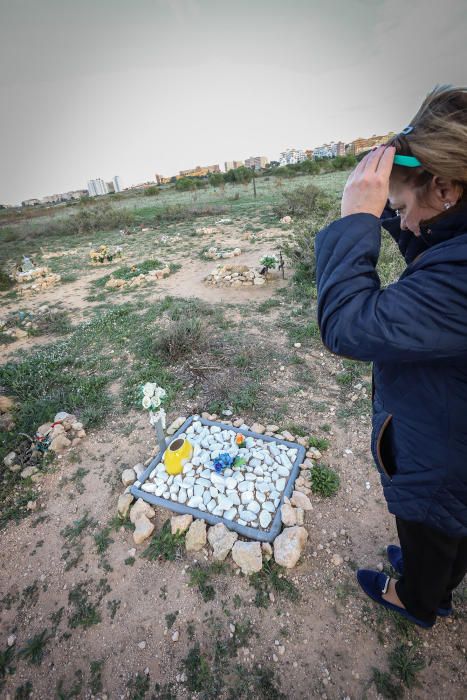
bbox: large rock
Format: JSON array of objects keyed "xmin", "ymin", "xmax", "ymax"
[
  {"xmin": 36, "ymin": 422, "xmax": 53, "ymax": 437},
  {"xmin": 207, "ymin": 523, "xmax": 238, "ymax": 561},
  {"xmin": 291, "ymin": 490, "xmax": 313, "ymax": 511},
  {"xmin": 250, "ymin": 423, "xmax": 265, "ymax": 434},
  {"xmin": 281, "ymin": 503, "xmax": 297, "ymax": 527},
  {"xmin": 130, "ymin": 498, "xmax": 155, "ymax": 523},
  {"xmin": 121, "ymin": 468, "xmax": 136, "ymax": 486},
  {"xmin": 185, "ymin": 519, "xmax": 207, "ymax": 552},
  {"xmin": 231, "ymin": 541, "xmax": 263, "ymax": 574},
  {"xmin": 171, "ymin": 514, "xmax": 193, "ymax": 535},
  {"xmin": 49, "ymin": 434, "xmax": 72, "ymax": 454},
  {"xmin": 117, "ymin": 493, "xmax": 134, "ymax": 518},
  {"xmin": 133, "ymin": 515, "xmax": 155, "ymax": 544},
  {"xmin": 274, "ymin": 526, "xmax": 308, "ymax": 568},
  {"xmin": 0, "ymin": 396, "xmax": 15, "ymax": 413}
]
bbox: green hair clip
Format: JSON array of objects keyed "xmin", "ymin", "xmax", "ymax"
[{"xmin": 393, "ymin": 154, "xmax": 422, "ymax": 167}]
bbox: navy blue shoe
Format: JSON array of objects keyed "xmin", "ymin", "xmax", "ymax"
[
  {"xmin": 356, "ymin": 569, "xmax": 435, "ymax": 628},
  {"xmin": 386, "ymin": 545, "xmax": 453, "ymax": 618}
]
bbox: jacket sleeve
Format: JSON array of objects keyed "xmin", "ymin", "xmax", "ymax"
[
  {"xmin": 315, "ymin": 213, "xmax": 467, "ymax": 363},
  {"xmin": 380, "ymin": 203, "xmax": 428, "ymax": 264}
]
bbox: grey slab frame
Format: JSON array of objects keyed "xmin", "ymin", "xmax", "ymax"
[{"xmin": 130, "ymin": 416, "xmax": 306, "ymax": 543}]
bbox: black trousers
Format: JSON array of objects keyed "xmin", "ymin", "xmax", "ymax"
[{"xmin": 394, "ymin": 517, "xmax": 467, "ymax": 625}]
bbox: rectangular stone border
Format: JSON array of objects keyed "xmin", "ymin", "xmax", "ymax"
[{"xmin": 130, "ymin": 416, "xmax": 306, "ymax": 543}]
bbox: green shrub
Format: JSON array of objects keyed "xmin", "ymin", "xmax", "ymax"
[
  {"xmin": 153, "ymin": 318, "xmax": 205, "ymax": 362},
  {"xmin": 310, "ymin": 463, "xmax": 340, "ymax": 497}
]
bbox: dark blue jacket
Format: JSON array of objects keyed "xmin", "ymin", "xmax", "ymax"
[{"xmin": 315, "ymin": 204, "xmax": 467, "ymax": 537}]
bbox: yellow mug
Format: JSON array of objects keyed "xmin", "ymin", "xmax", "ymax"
[{"xmin": 163, "ymin": 437, "xmax": 193, "ymax": 475}]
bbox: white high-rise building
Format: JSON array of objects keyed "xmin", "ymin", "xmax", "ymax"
[
  {"xmin": 87, "ymin": 178, "xmax": 109, "ymax": 196},
  {"xmin": 279, "ymin": 148, "xmax": 307, "ymax": 166},
  {"xmin": 113, "ymin": 176, "xmax": 123, "ymax": 192}
]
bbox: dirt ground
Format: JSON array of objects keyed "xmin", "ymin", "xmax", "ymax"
[{"xmin": 0, "ymin": 206, "xmax": 465, "ymax": 700}]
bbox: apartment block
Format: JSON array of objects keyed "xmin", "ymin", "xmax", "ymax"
[
  {"xmin": 279, "ymin": 148, "xmax": 307, "ymax": 166},
  {"xmin": 244, "ymin": 156, "xmax": 269, "ymax": 170},
  {"xmin": 224, "ymin": 160, "xmax": 244, "ymax": 172}
]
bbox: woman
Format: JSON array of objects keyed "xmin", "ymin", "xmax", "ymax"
[{"xmin": 315, "ymin": 86, "xmax": 467, "ymax": 628}]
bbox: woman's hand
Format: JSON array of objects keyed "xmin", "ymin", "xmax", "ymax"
[{"xmin": 341, "ymin": 145, "xmax": 396, "ymax": 218}]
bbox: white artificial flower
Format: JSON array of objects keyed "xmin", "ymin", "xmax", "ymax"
[
  {"xmin": 155, "ymin": 387, "xmax": 166, "ymax": 400},
  {"xmin": 143, "ymin": 383, "xmax": 155, "ymax": 397},
  {"xmin": 142, "ymin": 395, "xmax": 152, "ymax": 409},
  {"xmin": 151, "ymin": 396, "xmax": 161, "ymax": 409}
]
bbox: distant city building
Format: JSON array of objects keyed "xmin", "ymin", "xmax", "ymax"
[
  {"xmin": 305, "ymin": 149, "xmax": 314, "ymax": 160},
  {"xmin": 224, "ymin": 160, "xmax": 244, "ymax": 172},
  {"xmin": 155, "ymin": 174, "xmax": 172, "ymax": 185},
  {"xmin": 22, "ymin": 198, "xmax": 41, "ymax": 207},
  {"xmin": 113, "ymin": 176, "xmax": 123, "ymax": 192},
  {"xmin": 336, "ymin": 141, "xmax": 346, "ymax": 157},
  {"xmin": 346, "ymin": 132, "xmax": 396, "ymax": 156},
  {"xmin": 244, "ymin": 156, "xmax": 269, "ymax": 170},
  {"xmin": 279, "ymin": 148, "xmax": 307, "ymax": 166},
  {"xmin": 312, "ymin": 142, "xmax": 338, "ymax": 159},
  {"xmin": 178, "ymin": 164, "xmax": 220, "ymax": 179},
  {"xmin": 87, "ymin": 178, "xmax": 108, "ymax": 196}
]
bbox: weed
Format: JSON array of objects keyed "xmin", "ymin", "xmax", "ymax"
[
  {"xmin": 142, "ymin": 520, "xmax": 185, "ymax": 561},
  {"xmin": 371, "ymin": 668, "xmax": 404, "ymax": 699},
  {"xmin": 125, "ymin": 556, "xmax": 136, "ymax": 566},
  {"xmin": 0, "ymin": 644, "xmax": 15, "ymax": 686},
  {"xmin": 50, "ymin": 607, "xmax": 64, "ymax": 632},
  {"xmin": 14, "ymin": 681, "xmax": 33, "ymax": 699},
  {"xmin": 69, "ymin": 467, "xmax": 88, "ymax": 494},
  {"xmin": 127, "ymin": 671, "xmax": 150, "ymax": 700},
  {"xmin": 188, "ymin": 561, "xmax": 227, "ymax": 602},
  {"xmin": 165, "ymin": 611, "xmax": 179, "ymax": 629},
  {"xmin": 228, "ymin": 663, "xmax": 286, "ymax": 700},
  {"xmin": 61, "ymin": 512, "xmax": 97, "ymax": 541},
  {"xmin": 310, "ymin": 463, "xmax": 340, "ymax": 497},
  {"xmin": 388, "ymin": 643, "xmax": 425, "ymax": 689},
  {"xmin": 67, "ymin": 582, "xmax": 102, "ymax": 629},
  {"xmin": 249, "ymin": 560, "xmax": 300, "ymax": 607},
  {"xmin": 107, "ymin": 599, "xmax": 121, "ymax": 620},
  {"xmin": 154, "ymin": 318, "xmax": 205, "ymax": 362},
  {"xmin": 18, "ymin": 629, "xmax": 50, "ymax": 665},
  {"xmin": 94, "ymin": 527, "xmax": 114, "ymax": 554},
  {"xmin": 153, "ymin": 681, "xmax": 177, "ymax": 699},
  {"xmin": 56, "ymin": 670, "xmax": 83, "ymax": 699},
  {"xmin": 183, "ymin": 643, "xmax": 213, "ymax": 693},
  {"xmin": 308, "ymin": 436, "xmax": 330, "ymax": 451},
  {"xmin": 90, "ymin": 660, "xmax": 104, "ymax": 694}
]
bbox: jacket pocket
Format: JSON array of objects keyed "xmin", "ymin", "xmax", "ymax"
[{"xmin": 371, "ymin": 412, "xmax": 395, "ymax": 479}]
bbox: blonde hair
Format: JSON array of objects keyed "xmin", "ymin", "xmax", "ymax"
[{"xmin": 387, "ymin": 85, "xmax": 467, "ymax": 202}]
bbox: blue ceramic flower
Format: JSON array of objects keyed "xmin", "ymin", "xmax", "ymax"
[{"xmin": 213, "ymin": 452, "xmax": 234, "ymax": 473}]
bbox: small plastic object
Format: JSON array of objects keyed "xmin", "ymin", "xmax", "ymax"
[
  {"xmin": 393, "ymin": 154, "xmax": 421, "ymax": 167},
  {"xmin": 163, "ymin": 437, "xmax": 193, "ymax": 475}
]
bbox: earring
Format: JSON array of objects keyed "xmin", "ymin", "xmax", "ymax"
[{"xmin": 443, "ymin": 202, "xmax": 452, "ymax": 210}]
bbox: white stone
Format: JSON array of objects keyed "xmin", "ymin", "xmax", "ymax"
[
  {"xmin": 239, "ymin": 510, "xmax": 257, "ymax": 522},
  {"xmin": 241, "ymin": 491, "xmax": 254, "ymax": 505},
  {"xmin": 275, "ymin": 478, "xmax": 286, "ymax": 492},
  {"xmin": 259, "ymin": 510, "xmax": 272, "ymax": 528},
  {"xmin": 207, "ymin": 523, "xmax": 238, "ymax": 560}
]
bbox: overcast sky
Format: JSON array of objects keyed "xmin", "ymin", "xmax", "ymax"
[{"xmin": 1, "ymin": 0, "xmax": 465, "ymax": 204}]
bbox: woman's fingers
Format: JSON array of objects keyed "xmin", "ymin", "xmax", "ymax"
[{"xmin": 375, "ymin": 146, "xmax": 396, "ymax": 177}]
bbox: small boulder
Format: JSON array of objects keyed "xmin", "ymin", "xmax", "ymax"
[
  {"xmin": 291, "ymin": 491, "xmax": 313, "ymax": 511},
  {"xmin": 185, "ymin": 519, "xmax": 207, "ymax": 552},
  {"xmin": 231, "ymin": 541, "xmax": 263, "ymax": 574},
  {"xmin": 3, "ymin": 451, "xmax": 17, "ymax": 468},
  {"xmin": 21, "ymin": 466, "xmax": 39, "ymax": 479},
  {"xmin": 122, "ymin": 468, "xmax": 136, "ymax": 486},
  {"xmin": 281, "ymin": 503, "xmax": 297, "ymax": 527},
  {"xmin": 118, "ymin": 493, "xmax": 134, "ymax": 518},
  {"xmin": 36, "ymin": 422, "xmax": 52, "ymax": 437},
  {"xmin": 250, "ymin": 423, "xmax": 265, "ymax": 435},
  {"xmin": 130, "ymin": 498, "xmax": 156, "ymax": 524},
  {"xmin": 49, "ymin": 434, "xmax": 72, "ymax": 454},
  {"xmin": 0, "ymin": 396, "xmax": 15, "ymax": 413},
  {"xmin": 71, "ymin": 421, "xmax": 83, "ymax": 431},
  {"xmin": 207, "ymin": 523, "xmax": 238, "ymax": 561},
  {"xmin": 273, "ymin": 526, "xmax": 308, "ymax": 568},
  {"xmin": 133, "ymin": 515, "xmax": 155, "ymax": 544},
  {"xmin": 171, "ymin": 514, "xmax": 193, "ymax": 535},
  {"xmin": 307, "ymin": 447, "xmax": 322, "ymax": 460}
]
